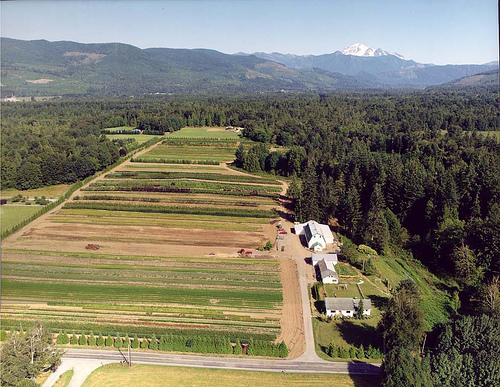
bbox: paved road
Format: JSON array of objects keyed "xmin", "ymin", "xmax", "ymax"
[{"xmin": 62, "ymin": 348, "xmax": 381, "ymax": 375}]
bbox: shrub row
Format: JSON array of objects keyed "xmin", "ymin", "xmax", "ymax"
[
  {"xmin": 1, "ymin": 318, "xmax": 274, "ymax": 341},
  {"xmin": 92, "ymin": 178, "xmax": 281, "ymax": 193},
  {"xmin": 54, "ymin": 331, "xmax": 287, "ymax": 357},
  {"xmin": 63, "ymin": 201, "xmax": 273, "ymax": 218},
  {"xmin": 132, "ymin": 157, "xmax": 221, "ymax": 165},
  {"xmin": 1, "ymin": 136, "xmax": 164, "ymax": 239},
  {"xmin": 105, "ymin": 171, "xmax": 281, "ymax": 185},
  {"xmin": 324, "ymin": 343, "xmax": 383, "ymax": 359},
  {"xmin": 76, "ymin": 195, "xmax": 261, "ymax": 208}
]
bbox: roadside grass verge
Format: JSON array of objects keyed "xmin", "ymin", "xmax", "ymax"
[{"xmin": 82, "ymin": 364, "xmax": 379, "ymax": 387}]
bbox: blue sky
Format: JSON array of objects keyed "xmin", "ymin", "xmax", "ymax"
[{"xmin": 1, "ymin": 0, "xmax": 498, "ymax": 64}]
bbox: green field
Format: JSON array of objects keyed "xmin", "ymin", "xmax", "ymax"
[
  {"xmin": 1, "ymin": 184, "xmax": 72, "ymax": 199},
  {"xmin": 1, "ymin": 250, "xmax": 282, "ymax": 340},
  {"xmin": 106, "ymin": 134, "xmax": 161, "ymax": 144},
  {"xmin": 135, "ymin": 144, "xmax": 238, "ymax": 164},
  {"xmin": 82, "ymin": 364, "xmax": 379, "ymax": 387},
  {"xmin": 168, "ymin": 127, "xmax": 241, "ymax": 139},
  {"xmin": 0, "ymin": 205, "xmax": 42, "ymax": 232}
]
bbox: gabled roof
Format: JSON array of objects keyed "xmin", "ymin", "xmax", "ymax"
[
  {"xmin": 325, "ymin": 297, "xmax": 372, "ymax": 311},
  {"xmin": 318, "ymin": 259, "xmax": 338, "ymax": 280}
]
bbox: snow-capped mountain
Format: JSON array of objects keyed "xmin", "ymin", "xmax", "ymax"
[{"xmin": 341, "ymin": 43, "xmax": 405, "ymax": 59}]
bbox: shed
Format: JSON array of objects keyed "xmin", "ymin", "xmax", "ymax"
[{"xmin": 317, "ymin": 259, "xmax": 339, "ymax": 284}]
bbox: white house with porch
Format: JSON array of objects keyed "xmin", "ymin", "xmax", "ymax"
[
  {"xmin": 325, "ymin": 297, "xmax": 371, "ymax": 318},
  {"xmin": 294, "ymin": 220, "xmax": 334, "ymax": 252}
]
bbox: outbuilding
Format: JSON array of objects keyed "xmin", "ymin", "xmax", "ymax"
[
  {"xmin": 317, "ymin": 259, "xmax": 339, "ymax": 284},
  {"xmin": 324, "ymin": 297, "xmax": 371, "ymax": 318}
]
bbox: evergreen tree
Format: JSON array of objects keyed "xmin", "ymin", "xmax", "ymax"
[
  {"xmin": 105, "ymin": 334, "xmax": 113, "ymax": 347},
  {"xmin": 70, "ymin": 332, "xmax": 78, "ymax": 345},
  {"xmin": 88, "ymin": 331, "xmax": 96, "ymax": 346},
  {"xmin": 131, "ymin": 334, "xmax": 139, "ymax": 349},
  {"xmin": 140, "ymin": 337, "xmax": 148, "ymax": 349},
  {"xmin": 78, "ymin": 332, "xmax": 87, "ymax": 346},
  {"xmin": 149, "ymin": 334, "xmax": 158, "ymax": 350},
  {"xmin": 56, "ymin": 331, "xmax": 64, "ymax": 344},
  {"xmin": 96, "ymin": 333, "xmax": 104, "ymax": 347},
  {"xmin": 114, "ymin": 333, "xmax": 123, "ymax": 349},
  {"xmin": 233, "ymin": 339, "xmax": 242, "ymax": 355},
  {"xmin": 123, "ymin": 334, "xmax": 130, "ymax": 348},
  {"xmin": 362, "ymin": 184, "xmax": 390, "ymax": 253}
]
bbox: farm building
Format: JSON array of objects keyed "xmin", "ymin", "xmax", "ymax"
[
  {"xmin": 324, "ymin": 297, "xmax": 371, "ymax": 318},
  {"xmin": 317, "ymin": 258, "xmax": 338, "ymax": 284},
  {"xmin": 294, "ymin": 220, "xmax": 334, "ymax": 251},
  {"xmin": 311, "ymin": 253, "xmax": 338, "ymax": 266}
]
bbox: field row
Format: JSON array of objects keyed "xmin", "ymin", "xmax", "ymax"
[{"xmin": 105, "ymin": 171, "xmax": 281, "ymax": 185}]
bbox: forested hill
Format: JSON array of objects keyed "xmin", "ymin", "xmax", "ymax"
[{"xmin": 0, "ymin": 37, "xmax": 373, "ymax": 97}]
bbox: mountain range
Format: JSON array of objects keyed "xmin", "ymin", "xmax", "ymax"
[
  {"xmin": 0, "ymin": 38, "xmax": 497, "ymax": 97},
  {"xmin": 247, "ymin": 43, "xmax": 498, "ymax": 87}
]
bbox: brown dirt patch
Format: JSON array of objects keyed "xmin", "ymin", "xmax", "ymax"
[{"xmin": 277, "ymin": 256, "xmax": 305, "ymax": 359}]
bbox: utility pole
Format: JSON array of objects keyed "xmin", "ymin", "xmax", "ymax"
[{"xmin": 128, "ymin": 343, "xmax": 131, "ymax": 367}]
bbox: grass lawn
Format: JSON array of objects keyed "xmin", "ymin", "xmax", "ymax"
[
  {"xmin": 1, "ymin": 184, "xmax": 72, "ymax": 199},
  {"xmin": 53, "ymin": 369, "xmax": 74, "ymax": 387},
  {"xmin": 82, "ymin": 364, "xmax": 379, "ymax": 387},
  {"xmin": 0, "ymin": 205, "xmax": 42, "ymax": 232},
  {"xmin": 324, "ymin": 283, "xmax": 362, "ymax": 298},
  {"xmin": 106, "ymin": 134, "xmax": 160, "ymax": 144},
  {"xmin": 168, "ymin": 127, "xmax": 241, "ymax": 139}
]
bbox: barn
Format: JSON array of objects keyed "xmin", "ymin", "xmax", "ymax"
[
  {"xmin": 294, "ymin": 220, "xmax": 334, "ymax": 251},
  {"xmin": 324, "ymin": 297, "xmax": 371, "ymax": 318}
]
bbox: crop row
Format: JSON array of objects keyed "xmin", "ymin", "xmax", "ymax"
[
  {"xmin": 2, "ymin": 279, "xmax": 282, "ymax": 309},
  {"xmin": 64, "ymin": 201, "xmax": 273, "ymax": 218},
  {"xmin": 105, "ymin": 171, "xmax": 281, "ymax": 185},
  {"xmin": 88, "ymin": 179, "xmax": 281, "ymax": 193},
  {"xmin": 132, "ymin": 158, "xmax": 221, "ymax": 165},
  {"xmin": 77, "ymin": 194, "xmax": 268, "ymax": 208}
]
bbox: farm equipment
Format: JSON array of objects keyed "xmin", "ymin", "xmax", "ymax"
[{"xmin": 85, "ymin": 244, "xmax": 101, "ymax": 250}]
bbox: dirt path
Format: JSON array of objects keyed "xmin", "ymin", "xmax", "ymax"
[{"xmin": 2, "ymin": 140, "xmax": 163, "ymax": 245}]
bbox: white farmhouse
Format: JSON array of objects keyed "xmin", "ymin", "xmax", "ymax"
[
  {"xmin": 294, "ymin": 220, "xmax": 334, "ymax": 251},
  {"xmin": 325, "ymin": 298, "xmax": 371, "ymax": 318}
]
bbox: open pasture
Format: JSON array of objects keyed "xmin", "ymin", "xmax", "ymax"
[{"xmin": 1, "ymin": 205, "xmax": 43, "ymax": 233}]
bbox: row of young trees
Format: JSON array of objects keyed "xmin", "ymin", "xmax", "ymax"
[{"xmin": 54, "ymin": 331, "xmax": 288, "ymax": 357}]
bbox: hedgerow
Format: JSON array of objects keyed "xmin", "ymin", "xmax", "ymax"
[{"xmin": 324, "ymin": 343, "xmax": 383, "ymax": 359}]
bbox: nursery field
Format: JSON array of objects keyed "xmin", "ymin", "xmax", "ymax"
[
  {"xmin": 167, "ymin": 126, "xmax": 241, "ymax": 139},
  {"xmin": 133, "ymin": 143, "xmax": 238, "ymax": 164},
  {"xmin": 1, "ymin": 127, "xmax": 286, "ymax": 348}
]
